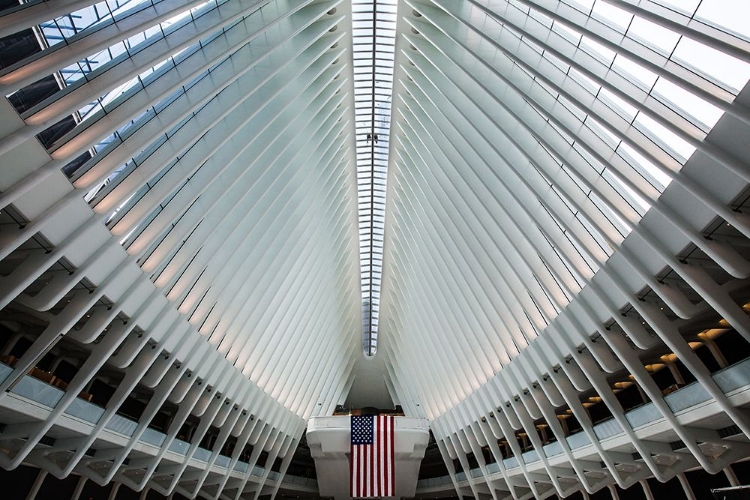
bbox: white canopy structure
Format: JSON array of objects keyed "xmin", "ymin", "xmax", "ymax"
[{"xmin": 0, "ymin": 0, "xmax": 749, "ymax": 499}]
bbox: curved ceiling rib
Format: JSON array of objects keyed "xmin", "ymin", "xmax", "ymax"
[
  {"xmin": 382, "ymin": 0, "xmax": 750, "ymax": 418},
  {"xmin": 0, "ymin": 0, "xmax": 361, "ymax": 496},
  {"xmin": 378, "ymin": 0, "xmax": 750, "ymax": 496},
  {"xmin": 1, "ymin": 0, "xmax": 750, "ymax": 498}
]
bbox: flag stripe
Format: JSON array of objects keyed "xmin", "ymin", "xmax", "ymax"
[
  {"xmin": 379, "ymin": 418, "xmax": 384, "ymax": 494},
  {"xmin": 362, "ymin": 442, "xmax": 366, "ymax": 497},
  {"xmin": 351, "ymin": 415, "xmax": 395, "ymax": 498},
  {"xmin": 378, "ymin": 420, "xmax": 389, "ymax": 496},
  {"xmin": 382, "ymin": 416, "xmax": 387, "ymax": 494},
  {"xmin": 391, "ymin": 416, "xmax": 395, "ymax": 493}
]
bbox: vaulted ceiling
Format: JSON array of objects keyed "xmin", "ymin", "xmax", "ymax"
[{"xmin": 1, "ymin": 0, "xmax": 750, "ymax": 498}]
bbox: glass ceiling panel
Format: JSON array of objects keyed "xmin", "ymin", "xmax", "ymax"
[{"xmin": 352, "ymin": 0, "xmax": 397, "ymax": 356}]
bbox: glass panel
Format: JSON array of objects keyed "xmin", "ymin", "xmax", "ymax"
[{"xmin": 352, "ymin": 0, "xmax": 398, "ymax": 356}]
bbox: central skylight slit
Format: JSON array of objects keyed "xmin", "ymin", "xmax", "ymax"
[{"xmin": 352, "ymin": 0, "xmax": 397, "ymax": 356}]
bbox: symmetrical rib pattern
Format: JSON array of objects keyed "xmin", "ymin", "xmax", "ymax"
[{"xmin": 2, "ymin": 0, "xmax": 750, "ymax": 499}]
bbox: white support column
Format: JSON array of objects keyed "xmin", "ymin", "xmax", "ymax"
[
  {"xmin": 25, "ymin": 470, "xmax": 48, "ymax": 500},
  {"xmin": 724, "ymin": 466, "xmax": 741, "ymax": 487},
  {"xmin": 677, "ymin": 473, "xmax": 697, "ymax": 500}
]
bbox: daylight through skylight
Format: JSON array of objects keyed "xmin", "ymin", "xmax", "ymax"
[{"xmin": 352, "ymin": 0, "xmax": 397, "ymax": 356}]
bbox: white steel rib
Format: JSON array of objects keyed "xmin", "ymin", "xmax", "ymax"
[{"xmin": 0, "ymin": 0, "xmax": 749, "ymax": 499}]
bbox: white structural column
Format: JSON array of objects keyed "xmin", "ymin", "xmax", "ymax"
[
  {"xmin": 0, "ymin": 0, "xmax": 361, "ymax": 498},
  {"xmin": 378, "ymin": 0, "xmax": 750, "ymax": 498},
  {"xmin": 306, "ymin": 416, "xmax": 430, "ymax": 500}
]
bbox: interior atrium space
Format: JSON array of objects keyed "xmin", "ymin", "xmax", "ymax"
[{"xmin": 2, "ymin": 0, "xmax": 750, "ymax": 499}]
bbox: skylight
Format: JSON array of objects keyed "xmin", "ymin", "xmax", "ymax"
[{"xmin": 352, "ymin": 0, "xmax": 397, "ymax": 356}]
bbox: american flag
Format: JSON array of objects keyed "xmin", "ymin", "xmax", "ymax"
[{"xmin": 350, "ymin": 415, "xmax": 395, "ymax": 497}]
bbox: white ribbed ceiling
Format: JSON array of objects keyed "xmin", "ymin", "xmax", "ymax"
[
  {"xmin": 379, "ymin": 0, "xmax": 750, "ymax": 421},
  {"xmin": 1, "ymin": 0, "xmax": 750, "ymax": 497}
]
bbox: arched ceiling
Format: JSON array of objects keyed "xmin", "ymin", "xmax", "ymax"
[{"xmin": 1, "ymin": 0, "xmax": 750, "ymax": 497}]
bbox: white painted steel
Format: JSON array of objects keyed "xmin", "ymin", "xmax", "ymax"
[
  {"xmin": 1, "ymin": 0, "xmax": 750, "ymax": 499},
  {"xmin": 375, "ymin": 0, "xmax": 750, "ymax": 498},
  {"xmin": 0, "ymin": 0, "xmax": 360, "ymax": 498}
]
